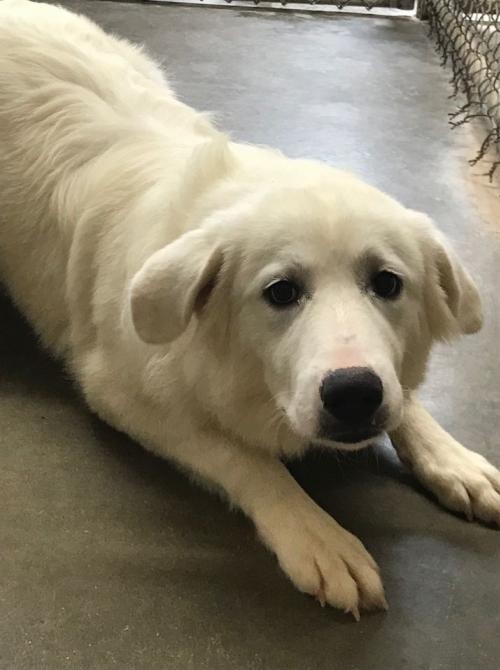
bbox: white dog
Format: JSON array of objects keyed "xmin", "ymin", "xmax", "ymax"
[{"xmin": 1, "ymin": 0, "xmax": 498, "ymax": 619}]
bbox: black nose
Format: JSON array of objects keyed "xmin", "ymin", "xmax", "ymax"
[{"xmin": 320, "ymin": 367, "xmax": 383, "ymax": 424}]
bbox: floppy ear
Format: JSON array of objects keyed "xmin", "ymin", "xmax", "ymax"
[
  {"xmin": 418, "ymin": 217, "xmax": 483, "ymax": 339},
  {"xmin": 129, "ymin": 229, "xmax": 222, "ymax": 344}
]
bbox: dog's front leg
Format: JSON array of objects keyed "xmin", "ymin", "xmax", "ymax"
[
  {"xmin": 165, "ymin": 430, "xmax": 386, "ymax": 617},
  {"xmin": 390, "ymin": 394, "xmax": 500, "ymax": 525}
]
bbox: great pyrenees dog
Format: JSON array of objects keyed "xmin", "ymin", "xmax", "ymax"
[{"xmin": 1, "ymin": 0, "xmax": 499, "ymax": 619}]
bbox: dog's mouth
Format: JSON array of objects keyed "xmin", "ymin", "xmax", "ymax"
[
  {"xmin": 281, "ymin": 400, "xmax": 392, "ymax": 450},
  {"xmin": 316, "ymin": 409, "xmax": 388, "ymax": 446}
]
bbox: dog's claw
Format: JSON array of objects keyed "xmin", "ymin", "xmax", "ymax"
[
  {"xmin": 348, "ymin": 606, "xmax": 361, "ymax": 622},
  {"xmin": 314, "ymin": 559, "xmax": 327, "ymax": 608}
]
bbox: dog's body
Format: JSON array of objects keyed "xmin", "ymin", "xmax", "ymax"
[{"xmin": 1, "ymin": 0, "xmax": 499, "ymax": 617}]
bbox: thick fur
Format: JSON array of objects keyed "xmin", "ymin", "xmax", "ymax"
[{"xmin": 1, "ymin": 0, "xmax": 498, "ymax": 618}]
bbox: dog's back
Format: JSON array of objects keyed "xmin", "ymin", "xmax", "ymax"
[{"xmin": 0, "ymin": 0, "xmax": 211, "ymax": 356}]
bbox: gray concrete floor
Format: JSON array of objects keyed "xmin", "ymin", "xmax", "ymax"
[{"xmin": 1, "ymin": 2, "xmax": 500, "ymax": 668}]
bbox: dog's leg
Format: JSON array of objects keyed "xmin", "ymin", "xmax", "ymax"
[
  {"xmin": 164, "ymin": 431, "xmax": 386, "ymax": 617},
  {"xmin": 390, "ymin": 394, "xmax": 500, "ymax": 525}
]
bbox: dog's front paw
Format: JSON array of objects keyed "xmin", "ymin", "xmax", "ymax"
[
  {"xmin": 414, "ymin": 443, "xmax": 500, "ymax": 526},
  {"xmin": 268, "ymin": 514, "xmax": 387, "ymax": 619}
]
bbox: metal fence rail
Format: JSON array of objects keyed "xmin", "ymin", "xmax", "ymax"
[
  {"xmin": 427, "ymin": 0, "xmax": 500, "ymax": 180},
  {"xmin": 309, "ymin": 0, "xmax": 412, "ymax": 6},
  {"xmin": 144, "ymin": 0, "xmax": 415, "ymax": 13}
]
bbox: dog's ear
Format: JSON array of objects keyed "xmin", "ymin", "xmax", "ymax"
[
  {"xmin": 416, "ymin": 215, "xmax": 483, "ymax": 339},
  {"xmin": 129, "ymin": 229, "xmax": 222, "ymax": 344}
]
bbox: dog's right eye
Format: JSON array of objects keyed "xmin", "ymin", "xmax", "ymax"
[{"xmin": 264, "ymin": 279, "xmax": 302, "ymax": 308}]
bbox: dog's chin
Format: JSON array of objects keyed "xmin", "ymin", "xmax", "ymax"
[{"xmin": 312, "ymin": 432, "xmax": 382, "ymax": 451}]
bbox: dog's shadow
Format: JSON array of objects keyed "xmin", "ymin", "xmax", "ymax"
[{"xmin": 0, "ymin": 289, "xmax": 493, "ymax": 567}]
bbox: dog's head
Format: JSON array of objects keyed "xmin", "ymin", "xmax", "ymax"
[{"xmin": 129, "ymin": 141, "xmax": 482, "ymax": 451}]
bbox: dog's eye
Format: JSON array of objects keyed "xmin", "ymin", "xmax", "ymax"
[
  {"xmin": 370, "ymin": 271, "xmax": 402, "ymax": 300},
  {"xmin": 264, "ymin": 279, "xmax": 301, "ymax": 307}
]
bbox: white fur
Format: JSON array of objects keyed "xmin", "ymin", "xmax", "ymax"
[{"xmin": 0, "ymin": 0, "xmax": 498, "ymax": 618}]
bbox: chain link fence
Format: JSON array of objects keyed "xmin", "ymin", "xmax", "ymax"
[{"xmin": 426, "ymin": 0, "xmax": 500, "ymax": 180}]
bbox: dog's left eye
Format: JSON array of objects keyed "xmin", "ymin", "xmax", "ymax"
[
  {"xmin": 264, "ymin": 279, "xmax": 302, "ymax": 307},
  {"xmin": 370, "ymin": 270, "xmax": 403, "ymax": 300}
]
